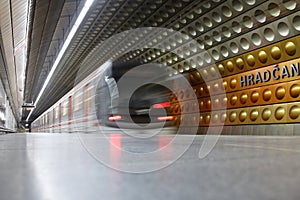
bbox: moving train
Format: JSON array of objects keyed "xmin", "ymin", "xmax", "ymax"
[{"xmin": 31, "ymin": 60, "xmax": 174, "ymax": 133}]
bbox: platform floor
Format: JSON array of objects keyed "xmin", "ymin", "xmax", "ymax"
[{"xmin": 0, "ymin": 132, "xmax": 300, "ymax": 200}]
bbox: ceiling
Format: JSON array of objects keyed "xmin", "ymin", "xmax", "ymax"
[
  {"xmin": 1, "ymin": 0, "xmax": 300, "ymax": 124},
  {"xmin": 23, "ymin": 0, "xmax": 217, "ymax": 122}
]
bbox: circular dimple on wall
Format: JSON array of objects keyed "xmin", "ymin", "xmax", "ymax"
[
  {"xmin": 262, "ymin": 108, "xmax": 271, "ymax": 121},
  {"xmin": 283, "ymin": 0, "xmax": 297, "ymax": 10},
  {"xmin": 204, "ymin": 35, "xmax": 213, "ymax": 46},
  {"xmin": 268, "ymin": 3, "xmax": 280, "ymax": 17},
  {"xmin": 239, "ymin": 111, "xmax": 247, "ymax": 122},
  {"xmin": 222, "ymin": 26, "xmax": 231, "ymax": 38},
  {"xmin": 203, "ymin": 2, "xmax": 211, "ymax": 9},
  {"xmin": 277, "ymin": 22, "xmax": 289, "ymax": 36},
  {"xmin": 290, "ymin": 84, "xmax": 300, "ymax": 98},
  {"xmin": 194, "ymin": 7, "xmax": 202, "ymax": 15},
  {"xmin": 271, "ymin": 46, "xmax": 281, "ymax": 60},
  {"xmin": 210, "ymin": 50, "xmax": 219, "ymax": 61},
  {"xmin": 275, "ymin": 107, "xmax": 285, "ymax": 120},
  {"xmin": 251, "ymin": 91, "xmax": 259, "ymax": 103},
  {"xmin": 184, "ymin": 62, "xmax": 190, "ymax": 71},
  {"xmin": 255, "ymin": 10, "xmax": 266, "ymax": 23},
  {"xmin": 245, "ymin": 0, "xmax": 255, "ymax": 5},
  {"xmin": 218, "ymin": 64, "xmax": 225, "ymax": 73},
  {"xmin": 190, "ymin": 59, "xmax": 196, "ymax": 68},
  {"xmin": 202, "ymin": 69, "xmax": 209, "ymax": 78},
  {"xmin": 230, "ymin": 95, "xmax": 238, "ymax": 105},
  {"xmin": 250, "ymin": 109, "xmax": 259, "ymax": 121},
  {"xmin": 230, "ymin": 42, "xmax": 239, "ymax": 54},
  {"xmin": 289, "ymin": 105, "xmax": 300, "ymax": 120},
  {"xmin": 188, "ymin": 26, "xmax": 197, "ymax": 36},
  {"xmin": 206, "ymin": 100, "xmax": 211, "ymax": 110},
  {"xmin": 222, "ymin": 81, "xmax": 228, "ymax": 90},
  {"xmin": 175, "ymin": 34, "xmax": 183, "ymax": 44},
  {"xmin": 258, "ymin": 50, "xmax": 268, "ymax": 63},
  {"xmin": 203, "ymin": 17, "xmax": 212, "ymax": 27},
  {"xmin": 199, "ymin": 115, "xmax": 204, "ymax": 124},
  {"xmin": 229, "ymin": 111, "xmax": 237, "ymax": 122},
  {"xmin": 240, "ymin": 93, "xmax": 248, "ymax": 104},
  {"xmin": 222, "ymin": 97, "xmax": 228, "ymax": 106},
  {"xmin": 263, "ymin": 89, "xmax": 272, "ymax": 101},
  {"xmin": 194, "ymin": 71, "xmax": 201, "ymax": 81},
  {"xmin": 189, "ymin": 43, "xmax": 197, "ymax": 53},
  {"xmin": 213, "ymin": 98, "xmax": 220, "ymax": 107},
  {"xmin": 292, "ymin": 16, "xmax": 300, "ymax": 31},
  {"xmin": 195, "ymin": 22, "xmax": 204, "ymax": 32},
  {"xmin": 213, "ymin": 31, "xmax": 221, "ymax": 42},
  {"xmin": 264, "ymin": 28, "xmax": 275, "ymax": 41},
  {"xmin": 187, "ymin": 13, "xmax": 194, "ymax": 20},
  {"xmin": 220, "ymin": 46, "xmax": 229, "ymax": 57},
  {"xmin": 232, "ymin": 0, "xmax": 243, "ymax": 12},
  {"xmin": 196, "ymin": 56, "xmax": 204, "ymax": 67},
  {"xmin": 227, "ymin": 61, "xmax": 234, "ymax": 72},
  {"xmin": 212, "ymin": 113, "xmax": 219, "ymax": 123},
  {"xmin": 213, "ymin": 81, "xmax": 219, "ymax": 90},
  {"xmin": 285, "ymin": 41, "xmax": 297, "ymax": 56},
  {"xmin": 275, "ymin": 86, "xmax": 286, "ymax": 100},
  {"xmin": 236, "ymin": 58, "xmax": 244, "ymax": 70},
  {"xmin": 204, "ymin": 52, "xmax": 212, "ymax": 64},
  {"xmin": 246, "ymin": 54, "xmax": 255, "ymax": 67},
  {"xmin": 205, "ymin": 115, "xmax": 211, "ymax": 124},
  {"xmin": 220, "ymin": 113, "xmax": 227, "ymax": 123},
  {"xmin": 221, "ymin": 5, "xmax": 232, "ymax": 18},
  {"xmin": 212, "ymin": 12, "xmax": 222, "ymax": 23},
  {"xmin": 232, "ymin": 21, "xmax": 242, "ymax": 33},
  {"xmin": 240, "ymin": 38, "xmax": 250, "ymax": 50},
  {"xmin": 251, "ymin": 33, "xmax": 262, "ymax": 46},
  {"xmin": 199, "ymin": 101, "xmax": 204, "ymax": 110},
  {"xmin": 243, "ymin": 16, "xmax": 253, "ymax": 28}
]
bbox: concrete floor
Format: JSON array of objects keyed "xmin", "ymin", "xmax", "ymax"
[{"xmin": 0, "ymin": 132, "xmax": 300, "ymax": 200}]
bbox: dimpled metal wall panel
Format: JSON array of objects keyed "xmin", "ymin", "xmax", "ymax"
[{"xmin": 161, "ymin": 0, "xmax": 300, "ymax": 135}]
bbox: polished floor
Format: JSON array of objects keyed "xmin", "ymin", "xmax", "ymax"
[{"xmin": 0, "ymin": 132, "xmax": 300, "ymax": 200}]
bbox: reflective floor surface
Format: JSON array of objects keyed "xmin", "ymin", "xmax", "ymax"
[{"xmin": 0, "ymin": 132, "xmax": 300, "ymax": 200}]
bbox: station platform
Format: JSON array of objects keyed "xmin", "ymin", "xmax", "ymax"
[{"xmin": 1, "ymin": 133, "xmax": 300, "ymax": 200}]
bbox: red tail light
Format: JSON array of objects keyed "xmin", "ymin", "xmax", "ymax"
[
  {"xmin": 153, "ymin": 102, "xmax": 170, "ymax": 109},
  {"xmin": 108, "ymin": 115, "xmax": 122, "ymax": 121},
  {"xmin": 157, "ymin": 116, "xmax": 174, "ymax": 121}
]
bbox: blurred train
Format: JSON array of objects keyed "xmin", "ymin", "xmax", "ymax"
[{"xmin": 31, "ymin": 60, "xmax": 175, "ymax": 133}]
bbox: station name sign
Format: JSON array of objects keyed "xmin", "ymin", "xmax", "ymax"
[{"xmin": 239, "ymin": 62, "xmax": 300, "ymax": 87}]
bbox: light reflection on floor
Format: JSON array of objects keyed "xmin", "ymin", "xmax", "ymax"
[{"xmin": 1, "ymin": 133, "xmax": 300, "ymax": 200}]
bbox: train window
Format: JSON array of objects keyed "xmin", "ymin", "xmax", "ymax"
[
  {"xmin": 52, "ymin": 109, "xmax": 55, "ymax": 122},
  {"xmin": 69, "ymin": 96, "xmax": 72, "ymax": 120},
  {"xmin": 84, "ymin": 84, "xmax": 93, "ymax": 115},
  {"xmin": 63, "ymin": 101, "xmax": 68, "ymax": 116},
  {"xmin": 74, "ymin": 92, "xmax": 82, "ymax": 111},
  {"xmin": 55, "ymin": 107, "xmax": 59, "ymax": 119}
]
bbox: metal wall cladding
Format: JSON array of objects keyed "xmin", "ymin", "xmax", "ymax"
[
  {"xmin": 171, "ymin": 68, "xmax": 300, "ymax": 113},
  {"xmin": 170, "ymin": 80, "xmax": 300, "ymax": 127},
  {"xmin": 172, "ymin": 101, "xmax": 300, "ymax": 128},
  {"xmin": 188, "ymin": 35, "xmax": 300, "ymax": 86},
  {"xmin": 169, "ymin": 37, "xmax": 300, "ymax": 130},
  {"xmin": 159, "ymin": 1, "xmax": 300, "ymax": 135},
  {"xmin": 121, "ymin": 0, "xmax": 300, "ymax": 80}
]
